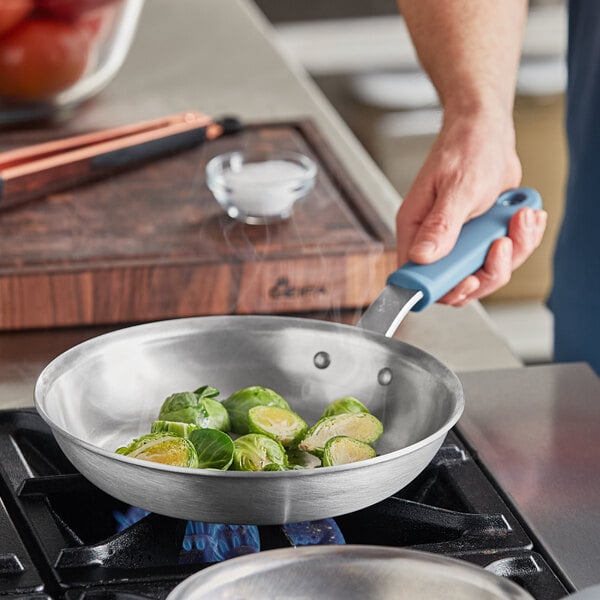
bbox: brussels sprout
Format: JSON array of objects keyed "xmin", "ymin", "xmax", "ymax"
[
  {"xmin": 197, "ymin": 397, "xmax": 231, "ymax": 431},
  {"xmin": 151, "ymin": 420, "xmax": 200, "ymax": 438},
  {"xmin": 298, "ymin": 413, "xmax": 383, "ymax": 456},
  {"xmin": 157, "ymin": 391, "xmax": 199, "ymax": 424},
  {"xmin": 116, "ymin": 433, "xmax": 198, "ymax": 467},
  {"xmin": 158, "ymin": 389, "xmax": 230, "ymax": 432},
  {"xmin": 287, "ymin": 448, "xmax": 322, "ymax": 469},
  {"xmin": 321, "ymin": 436, "xmax": 376, "ymax": 467},
  {"xmin": 188, "ymin": 428, "xmax": 234, "ymax": 470},
  {"xmin": 320, "ymin": 396, "xmax": 370, "ymax": 419},
  {"xmin": 223, "ymin": 386, "xmax": 290, "ymax": 434},
  {"xmin": 248, "ymin": 405, "xmax": 307, "ymax": 448},
  {"xmin": 231, "ymin": 433, "xmax": 288, "ymax": 471}
]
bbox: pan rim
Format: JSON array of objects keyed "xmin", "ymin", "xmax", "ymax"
[
  {"xmin": 34, "ymin": 315, "xmax": 464, "ymax": 478},
  {"xmin": 166, "ymin": 544, "xmax": 535, "ymax": 600}
]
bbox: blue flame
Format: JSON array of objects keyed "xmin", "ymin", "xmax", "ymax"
[
  {"xmin": 114, "ymin": 505, "xmax": 149, "ymax": 531},
  {"xmin": 182, "ymin": 521, "xmax": 260, "ymax": 560},
  {"xmin": 113, "ymin": 506, "xmax": 260, "ymax": 563},
  {"xmin": 282, "ymin": 519, "xmax": 345, "ymax": 546},
  {"xmin": 113, "ymin": 507, "xmax": 345, "ymax": 565}
]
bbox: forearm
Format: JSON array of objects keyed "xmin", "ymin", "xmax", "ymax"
[
  {"xmin": 397, "ymin": 1, "xmax": 527, "ymax": 121},
  {"xmin": 393, "ymin": 1, "xmax": 546, "ymax": 305}
]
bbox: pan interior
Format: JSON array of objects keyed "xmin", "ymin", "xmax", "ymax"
[
  {"xmin": 168, "ymin": 546, "xmax": 533, "ymax": 600},
  {"xmin": 36, "ymin": 316, "xmax": 463, "ymax": 458}
]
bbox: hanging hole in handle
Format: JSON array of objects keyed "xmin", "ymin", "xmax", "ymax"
[{"xmin": 499, "ymin": 191, "xmax": 528, "ymax": 206}]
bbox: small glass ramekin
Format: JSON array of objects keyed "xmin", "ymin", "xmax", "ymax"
[{"xmin": 206, "ymin": 150, "xmax": 317, "ymax": 224}]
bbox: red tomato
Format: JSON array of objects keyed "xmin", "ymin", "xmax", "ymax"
[
  {"xmin": 36, "ymin": 0, "xmax": 121, "ymax": 22},
  {"xmin": 75, "ymin": 3, "xmax": 120, "ymax": 44},
  {"xmin": 0, "ymin": 0, "xmax": 34, "ymax": 36},
  {"xmin": 0, "ymin": 19, "xmax": 90, "ymax": 100}
]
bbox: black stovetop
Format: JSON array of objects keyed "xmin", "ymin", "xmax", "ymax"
[{"xmin": 0, "ymin": 408, "xmax": 569, "ymax": 600}]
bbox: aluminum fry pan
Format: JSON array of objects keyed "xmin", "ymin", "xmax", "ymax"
[
  {"xmin": 168, "ymin": 546, "xmax": 598, "ymax": 600},
  {"xmin": 166, "ymin": 546, "xmax": 536, "ymax": 600},
  {"xmin": 34, "ymin": 189, "xmax": 541, "ymax": 525}
]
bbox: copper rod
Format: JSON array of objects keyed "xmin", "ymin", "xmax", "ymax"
[{"xmin": 0, "ymin": 110, "xmax": 235, "ymax": 211}]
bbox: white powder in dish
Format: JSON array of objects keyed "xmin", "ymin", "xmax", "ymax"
[{"xmin": 223, "ymin": 160, "xmax": 311, "ymax": 217}]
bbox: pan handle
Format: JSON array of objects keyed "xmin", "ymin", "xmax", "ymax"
[{"xmin": 386, "ymin": 186, "xmax": 542, "ymax": 313}]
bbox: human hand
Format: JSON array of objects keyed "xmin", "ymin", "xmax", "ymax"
[{"xmin": 395, "ymin": 110, "xmax": 547, "ymax": 307}]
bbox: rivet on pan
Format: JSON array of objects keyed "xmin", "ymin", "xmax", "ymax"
[
  {"xmin": 378, "ymin": 368, "xmax": 393, "ymax": 385},
  {"xmin": 313, "ymin": 351, "xmax": 331, "ymax": 369}
]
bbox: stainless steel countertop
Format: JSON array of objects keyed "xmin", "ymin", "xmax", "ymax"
[
  {"xmin": 458, "ymin": 363, "xmax": 600, "ymax": 591},
  {"xmin": 0, "ymin": 0, "xmax": 521, "ymax": 410}
]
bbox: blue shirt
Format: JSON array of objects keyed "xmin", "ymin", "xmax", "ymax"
[{"xmin": 548, "ymin": 0, "xmax": 600, "ymax": 374}]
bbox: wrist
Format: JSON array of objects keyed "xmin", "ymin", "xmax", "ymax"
[{"xmin": 442, "ymin": 102, "xmax": 516, "ymax": 145}]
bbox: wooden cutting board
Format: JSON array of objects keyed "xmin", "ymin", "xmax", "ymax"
[{"xmin": 0, "ymin": 120, "xmax": 395, "ymax": 330}]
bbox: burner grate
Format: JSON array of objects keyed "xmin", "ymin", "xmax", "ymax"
[{"xmin": 0, "ymin": 409, "xmax": 570, "ymax": 600}]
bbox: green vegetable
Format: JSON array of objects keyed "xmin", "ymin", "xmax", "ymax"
[
  {"xmin": 197, "ymin": 397, "xmax": 231, "ymax": 431},
  {"xmin": 231, "ymin": 433, "xmax": 288, "ymax": 471},
  {"xmin": 287, "ymin": 448, "xmax": 322, "ymax": 469},
  {"xmin": 248, "ymin": 405, "xmax": 307, "ymax": 448},
  {"xmin": 188, "ymin": 428, "xmax": 234, "ymax": 470},
  {"xmin": 223, "ymin": 386, "xmax": 290, "ymax": 434},
  {"xmin": 116, "ymin": 433, "xmax": 198, "ymax": 467},
  {"xmin": 321, "ymin": 436, "xmax": 376, "ymax": 467},
  {"xmin": 298, "ymin": 412, "xmax": 383, "ymax": 457},
  {"xmin": 158, "ymin": 391, "xmax": 200, "ymax": 424},
  {"xmin": 320, "ymin": 396, "xmax": 370, "ymax": 419},
  {"xmin": 158, "ymin": 388, "xmax": 230, "ymax": 432},
  {"xmin": 151, "ymin": 420, "xmax": 200, "ymax": 438}
]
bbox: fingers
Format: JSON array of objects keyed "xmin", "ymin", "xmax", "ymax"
[
  {"xmin": 508, "ymin": 206, "xmax": 548, "ymax": 269},
  {"xmin": 439, "ymin": 237, "xmax": 512, "ymax": 306},
  {"xmin": 438, "ymin": 207, "xmax": 547, "ymax": 307}
]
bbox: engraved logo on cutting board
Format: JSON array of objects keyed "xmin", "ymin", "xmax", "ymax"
[{"xmin": 269, "ymin": 276, "xmax": 327, "ymax": 300}]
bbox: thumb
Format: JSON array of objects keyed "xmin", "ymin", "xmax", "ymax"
[{"xmin": 408, "ymin": 202, "xmax": 470, "ymax": 264}]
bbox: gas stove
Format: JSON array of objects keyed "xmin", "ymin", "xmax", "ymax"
[{"xmin": 0, "ymin": 408, "xmax": 570, "ymax": 600}]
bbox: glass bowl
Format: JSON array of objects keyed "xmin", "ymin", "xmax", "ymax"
[
  {"xmin": 206, "ymin": 150, "xmax": 317, "ymax": 224},
  {"xmin": 0, "ymin": 0, "xmax": 144, "ymax": 126}
]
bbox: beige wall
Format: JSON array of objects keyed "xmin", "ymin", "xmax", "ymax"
[{"xmin": 487, "ymin": 94, "xmax": 567, "ymax": 303}]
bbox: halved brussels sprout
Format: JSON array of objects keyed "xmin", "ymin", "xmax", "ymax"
[
  {"xmin": 287, "ymin": 448, "xmax": 322, "ymax": 469},
  {"xmin": 248, "ymin": 405, "xmax": 307, "ymax": 448},
  {"xmin": 231, "ymin": 433, "xmax": 288, "ymax": 471},
  {"xmin": 116, "ymin": 433, "xmax": 199, "ymax": 467},
  {"xmin": 151, "ymin": 420, "xmax": 200, "ymax": 438},
  {"xmin": 298, "ymin": 413, "xmax": 383, "ymax": 456},
  {"xmin": 321, "ymin": 436, "xmax": 376, "ymax": 467},
  {"xmin": 223, "ymin": 386, "xmax": 290, "ymax": 434},
  {"xmin": 188, "ymin": 428, "xmax": 234, "ymax": 470},
  {"xmin": 158, "ymin": 388, "xmax": 230, "ymax": 432},
  {"xmin": 320, "ymin": 396, "xmax": 370, "ymax": 419}
]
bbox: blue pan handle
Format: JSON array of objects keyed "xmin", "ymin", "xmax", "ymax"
[{"xmin": 387, "ymin": 187, "xmax": 542, "ymax": 312}]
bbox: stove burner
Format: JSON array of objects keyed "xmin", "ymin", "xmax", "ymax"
[
  {"xmin": 282, "ymin": 519, "xmax": 345, "ymax": 546},
  {"xmin": 114, "ymin": 506, "xmax": 261, "ymax": 563},
  {"xmin": 0, "ymin": 409, "xmax": 570, "ymax": 599}
]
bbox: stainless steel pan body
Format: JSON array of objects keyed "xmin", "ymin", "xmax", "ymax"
[
  {"xmin": 34, "ymin": 315, "xmax": 462, "ymax": 524},
  {"xmin": 34, "ymin": 188, "xmax": 541, "ymax": 524},
  {"xmin": 166, "ymin": 545, "xmax": 535, "ymax": 600}
]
